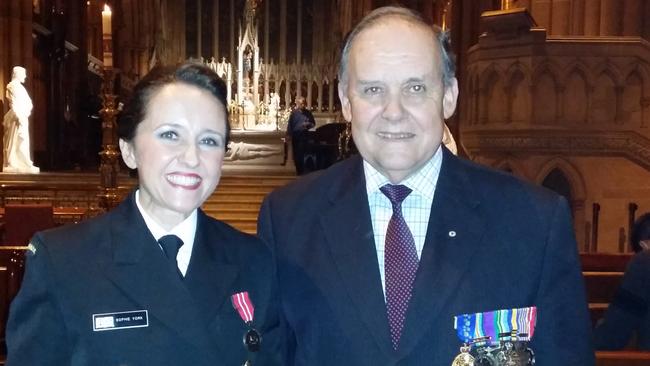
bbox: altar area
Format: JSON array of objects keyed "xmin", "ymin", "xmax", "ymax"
[{"xmin": 188, "ymin": 0, "xmax": 340, "ymax": 174}]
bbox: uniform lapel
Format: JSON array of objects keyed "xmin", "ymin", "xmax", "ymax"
[
  {"xmin": 183, "ymin": 211, "xmax": 239, "ymax": 327},
  {"xmin": 398, "ymin": 149, "xmax": 486, "ymax": 357},
  {"xmin": 102, "ymin": 194, "xmax": 217, "ymax": 356},
  {"xmin": 320, "ymin": 157, "xmax": 396, "ymax": 359}
]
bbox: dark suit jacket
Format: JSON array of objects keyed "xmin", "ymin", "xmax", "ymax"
[
  {"xmin": 594, "ymin": 250, "xmax": 650, "ymax": 350},
  {"xmin": 6, "ymin": 193, "xmax": 283, "ymax": 366},
  {"xmin": 258, "ymin": 149, "xmax": 595, "ymax": 365}
]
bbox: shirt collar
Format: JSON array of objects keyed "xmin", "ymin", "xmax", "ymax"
[
  {"xmin": 135, "ymin": 189, "xmax": 197, "ymax": 247},
  {"xmin": 363, "ymin": 145, "xmax": 443, "ymax": 201}
]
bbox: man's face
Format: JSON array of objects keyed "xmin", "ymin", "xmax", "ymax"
[{"xmin": 339, "ymin": 19, "xmax": 458, "ymax": 183}]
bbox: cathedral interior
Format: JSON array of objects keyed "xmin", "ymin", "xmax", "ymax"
[{"xmin": 2, "ymin": 0, "xmax": 650, "ymax": 362}]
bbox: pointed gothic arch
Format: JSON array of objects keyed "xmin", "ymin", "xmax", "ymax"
[{"xmin": 535, "ymin": 158, "xmax": 587, "ymax": 247}]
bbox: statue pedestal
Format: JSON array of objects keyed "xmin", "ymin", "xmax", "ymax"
[
  {"xmin": 2, "ymin": 165, "xmax": 39, "ymax": 174},
  {"xmin": 223, "ymin": 130, "xmax": 294, "ymax": 175}
]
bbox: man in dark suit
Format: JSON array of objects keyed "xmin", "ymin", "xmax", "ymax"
[
  {"xmin": 286, "ymin": 96, "xmax": 316, "ymax": 175},
  {"xmin": 257, "ymin": 6, "xmax": 594, "ymax": 365}
]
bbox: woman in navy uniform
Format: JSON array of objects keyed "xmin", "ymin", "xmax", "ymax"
[{"xmin": 6, "ymin": 63, "xmax": 283, "ymax": 366}]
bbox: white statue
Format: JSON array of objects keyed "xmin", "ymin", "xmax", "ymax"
[
  {"xmin": 226, "ymin": 141, "xmax": 282, "ymax": 161},
  {"xmin": 268, "ymin": 92, "xmax": 280, "ymax": 120},
  {"xmin": 216, "ymin": 57, "xmax": 228, "ymax": 79},
  {"xmin": 3, "ymin": 66, "xmax": 39, "ymax": 173},
  {"xmin": 208, "ymin": 57, "xmax": 218, "ymax": 73}
]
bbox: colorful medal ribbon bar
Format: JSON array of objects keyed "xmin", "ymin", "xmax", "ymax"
[
  {"xmin": 454, "ymin": 306, "xmax": 537, "ymax": 345},
  {"xmin": 232, "ymin": 291, "xmax": 255, "ymax": 324}
]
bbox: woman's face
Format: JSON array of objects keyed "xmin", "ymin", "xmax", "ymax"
[{"xmin": 119, "ymin": 82, "xmax": 227, "ymax": 229}]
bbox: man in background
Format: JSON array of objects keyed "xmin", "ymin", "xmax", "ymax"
[{"xmin": 286, "ymin": 96, "xmax": 315, "ymax": 175}]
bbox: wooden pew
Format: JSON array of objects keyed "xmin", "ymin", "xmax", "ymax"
[
  {"xmin": 581, "ymin": 253, "xmax": 633, "ymax": 272},
  {"xmin": 596, "ymin": 351, "xmax": 650, "ymax": 366},
  {"xmin": 580, "ymin": 253, "xmax": 633, "ymax": 326},
  {"xmin": 0, "ymin": 246, "xmax": 26, "ymax": 357}
]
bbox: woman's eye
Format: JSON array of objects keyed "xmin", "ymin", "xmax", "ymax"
[
  {"xmin": 159, "ymin": 130, "xmax": 178, "ymax": 140},
  {"xmin": 200, "ymin": 136, "xmax": 222, "ymax": 147}
]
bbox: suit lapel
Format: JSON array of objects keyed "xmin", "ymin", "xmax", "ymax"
[
  {"xmin": 184, "ymin": 211, "xmax": 239, "ymax": 326},
  {"xmin": 102, "ymin": 194, "xmax": 217, "ymax": 355},
  {"xmin": 320, "ymin": 157, "xmax": 395, "ymax": 359},
  {"xmin": 399, "ymin": 149, "xmax": 487, "ymax": 357}
]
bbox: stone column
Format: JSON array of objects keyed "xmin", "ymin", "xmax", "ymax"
[
  {"xmin": 306, "ymin": 79, "xmax": 312, "ymax": 109},
  {"xmin": 213, "ymin": 0, "xmax": 219, "ymax": 59},
  {"xmin": 295, "ymin": 0, "xmax": 302, "ymax": 101},
  {"xmin": 296, "ymin": 0, "xmax": 302, "ymax": 65},
  {"xmin": 237, "ymin": 47, "xmax": 243, "ymax": 104},
  {"xmin": 284, "ymin": 79, "xmax": 291, "ymax": 107},
  {"xmin": 253, "ymin": 46, "xmax": 260, "ymax": 105},
  {"xmin": 197, "ymin": 0, "xmax": 202, "ymax": 58},
  {"xmin": 280, "ymin": 0, "xmax": 287, "ymax": 63},
  {"xmin": 160, "ymin": 0, "xmax": 186, "ymax": 65},
  {"xmin": 340, "ymin": 0, "xmax": 353, "ymax": 36},
  {"xmin": 622, "ymin": 0, "xmax": 642, "ymax": 36},
  {"xmin": 317, "ymin": 80, "xmax": 323, "ymax": 112},
  {"xmin": 570, "ymin": 0, "xmax": 585, "ymax": 35},
  {"xmin": 600, "ymin": 0, "xmax": 620, "ymax": 36},
  {"xmin": 551, "ymin": 0, "xmax": 570, "ymax": 36},
  {"xmin": 644, "ymin": 0, "xmax": 650, "ymax": 40},
  {"xmin": 229, "ymin": 0, "xmax": 235, "ymax": 65},
  {"xmin": 583, "ymin": 0, "xmax": 600, "ymax": 36},
  {"xmin": 328, "ymin": 82, "xmax": 334, "ymax": 113},
  {"xmin": 312, "ymin": 1, "xmax": 323, "ymax": 64},
  {"xmin": 1, "ymin": 0, "xmax": 33, "ymax": 113},
  {"xmin": 263, "ymin": 0, "xmax": 269, "ymax": 103}
]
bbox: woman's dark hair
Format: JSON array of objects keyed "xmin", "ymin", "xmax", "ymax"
[
  {"xmin": 631, "ymin": 212, "xmax": 650, "ymax": 253},
  {"xmin": 118, "ymin": 62, "xmax": 230, "ymax": 146}
]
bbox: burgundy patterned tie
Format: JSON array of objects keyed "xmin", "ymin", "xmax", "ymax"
[{"xmin": 380, "ymin": 184, "xmax": 419, "ymax": 350}]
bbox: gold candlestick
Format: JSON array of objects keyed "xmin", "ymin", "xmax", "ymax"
[{"xmin": 98, "ymin": 66, "xmax": 120, "ymax": 211}]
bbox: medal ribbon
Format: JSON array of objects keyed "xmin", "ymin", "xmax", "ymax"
[
  {"xmin": 454, "ymin": 306, "xmax": 537, "ymax": 345},
  {"xmin": 231, "ymin": 291, "xmax": 255, "ymax": 324}
]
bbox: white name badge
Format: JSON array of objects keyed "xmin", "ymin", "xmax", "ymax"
[{"xmin": 92, "ymin": 310, "xmax": 149, "ymax": 332}]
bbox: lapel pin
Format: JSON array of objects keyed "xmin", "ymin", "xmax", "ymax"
[{"xmin": 449, "ymin": 231, "xmax": 457, "ymax": 238}]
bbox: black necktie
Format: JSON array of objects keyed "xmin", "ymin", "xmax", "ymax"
[
  {"xmin": 380, "ymin": 184, "xmax": 419, "ymax": 350},
  {"xmin": 158, "ymin": 235, "xmax": 184, "ymax": 277}
]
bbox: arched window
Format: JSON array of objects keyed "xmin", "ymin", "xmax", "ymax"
[{"xmin": 542, "ymin": 168, "xmax": 573, "ymax": 208}]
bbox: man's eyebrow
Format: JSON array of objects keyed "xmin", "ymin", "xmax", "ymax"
[
  {"xmin": 404, "ymin": 77, "xmax": 426, "ymax": 83},
  {"xmin": 356, "ymin": 80, "xmax": 383, "ymax": 86}
]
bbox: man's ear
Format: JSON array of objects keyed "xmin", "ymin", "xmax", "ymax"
[
  {"xmin": 338, "ymin": 83, "xmax": 352, "ymax": 122},
  {"xmin": 443, "ymin": 77, "xmax": 459, "ymax": 120},
  {"xmin": 119, "ymin": 138, "xmax": 137, "ymax": 169}
]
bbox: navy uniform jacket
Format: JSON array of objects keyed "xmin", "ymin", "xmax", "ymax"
[
  {"xmin": 257, "ymin": 148, "xmax": 595, "ymax": 365},
  {"xmin": 6, "ymin": 193, "xmax": 284, "ymax": 366}
]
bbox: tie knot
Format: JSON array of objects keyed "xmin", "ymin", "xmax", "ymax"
[
  {"xmin": 158, "ymin": 235, "xmax": 183, "ymax": 260},
  {"xmin": 380, "ymin": 184, "xmax": 412, "ymax": 206}
]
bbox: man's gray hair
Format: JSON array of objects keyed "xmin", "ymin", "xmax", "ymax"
[{"xmin": 337, "ymin": 6, "xmax": 456, "ymax": 89}]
